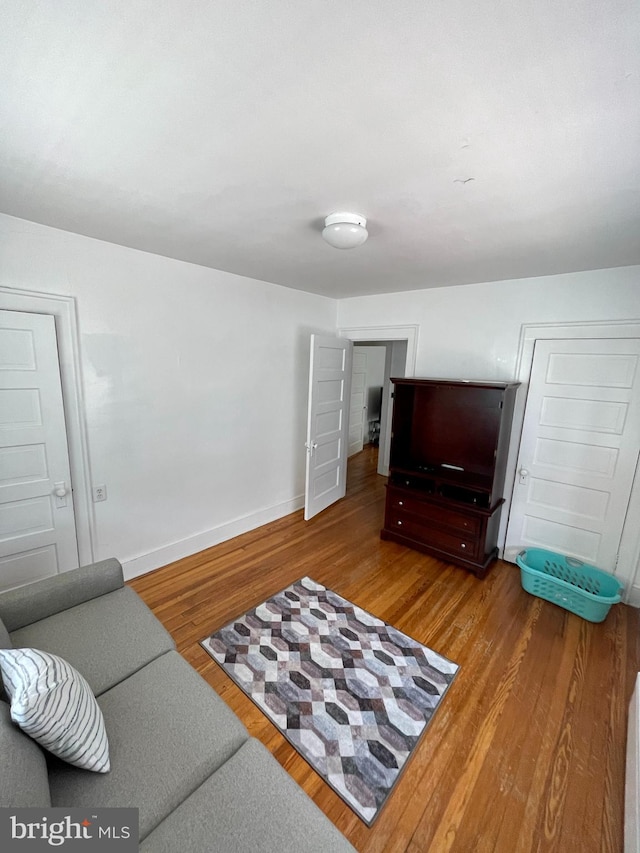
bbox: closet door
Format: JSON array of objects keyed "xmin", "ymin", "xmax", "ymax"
[
  {"xmin": 0, "ymin": 310, "xmax": 80, "ymax": 590},
  {"xmin": 504, "ymin": 338, "xmax": 640, "ymax": 573}
]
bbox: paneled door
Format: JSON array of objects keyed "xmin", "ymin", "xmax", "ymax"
[
  {"xmin": 348, "ymin": 348, "xmax": 367, "ymax": 457},
  {"xmin": 504, "ymin": 338, "xmax": 640, "ymax": 572},
  {"xmin": 304, "ymin": 335, "xmax": 352, "ymax": 521},
  {"xmin": 0, "ymin": 310, "xmax": 79, "ymax": 591}
]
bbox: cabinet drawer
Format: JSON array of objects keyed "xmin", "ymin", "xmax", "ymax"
[
  {"xmin": 386, "ymin": 490, "xmax": 481, "ymax": 535},
  {"xmin": 386, "ymin": 511, "xmax": 479, "ymax": 559}
]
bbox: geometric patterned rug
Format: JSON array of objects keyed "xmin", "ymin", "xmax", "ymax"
[{"xmin": 200, "ymin": 577, "xmax": 459, "ymax": 825}]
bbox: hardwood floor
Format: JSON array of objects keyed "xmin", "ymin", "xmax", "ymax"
[{"xmin": 130, "ymin": 446, "xmax": 640, "ymax": 852}]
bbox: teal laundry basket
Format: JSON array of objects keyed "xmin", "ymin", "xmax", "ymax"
[{"xmin": 516, "ymin": 548, "xmax": 623, "ymax": 623}]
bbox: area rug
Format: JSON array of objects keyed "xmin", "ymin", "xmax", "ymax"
[{"xmin": 200, "ymin": 577, "xmax": 458, "ymax": 825}]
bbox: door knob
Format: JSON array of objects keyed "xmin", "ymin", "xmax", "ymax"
[
  {"xmin": 53, "ymin": 481, "xmax": 69, "ymax": 508},
  {"xmin": 518, "ymin": 468, "xmax": 529, "ymax": 484}
]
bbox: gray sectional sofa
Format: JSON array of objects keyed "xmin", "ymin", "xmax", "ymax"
[{"xmin": 0, "ymin": 558, "xmax": 356, "ymax": 852}]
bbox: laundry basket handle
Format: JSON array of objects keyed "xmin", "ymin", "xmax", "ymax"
[{"xmin": 565, "ymin": 556, "xmax": 584, "ymax": 568}]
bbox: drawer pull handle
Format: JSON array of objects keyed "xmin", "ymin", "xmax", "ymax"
[
  {"xmin": 398, "ymin": 501, "xmax": 404, "ymax": 506},
  {"xmin": 397, "ymin": 520, "xmax": 403, "ymax": 526},
  {"xmin": 461, "ymin": 543, "xmax": 466, "ymax": 549}
]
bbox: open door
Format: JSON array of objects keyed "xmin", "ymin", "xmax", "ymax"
[{"xmin": 304, "ymin": 335, "xmax": 353, "ymax": 520}]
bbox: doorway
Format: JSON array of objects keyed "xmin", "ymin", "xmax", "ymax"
[
  {"xmin": 303, "ymin": 327, "xmax": 417, "ymax": 522},
  {"xmin": 348, "ymin": 339, "xmax": 408, "ymax": 477},
  {"xmin": 340, "ymin": 325, "xmax": 418, "ymax": 478},
  {"xmin": 349, "ymin": 344, "xmax": 386, "ymax": 458}
]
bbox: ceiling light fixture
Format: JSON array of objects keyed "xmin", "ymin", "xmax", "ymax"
[{"xmin": 322, "ymin": 212, "xmax": 368, "ymax": 249}]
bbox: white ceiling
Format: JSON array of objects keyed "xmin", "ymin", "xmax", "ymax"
[{"xmin": 1, "ymin": 1, "xmax": 638, "ymax": 298}]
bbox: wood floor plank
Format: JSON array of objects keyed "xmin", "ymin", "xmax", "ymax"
[{"xmin": 130, "ymin": 446, "xmax": 639, "ymax": 852}]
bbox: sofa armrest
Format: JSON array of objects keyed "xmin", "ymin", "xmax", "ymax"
[{"xmin": 0, "ymin": 558, "xmax": 124, "ymax": 632}]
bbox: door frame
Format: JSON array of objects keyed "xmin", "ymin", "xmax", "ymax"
[
  {"xmin": 0, "ymin": 286, "xmax": 95, "ymax": 566},
  {"xmin": 504, "ymin": 319, "xmax": 640, "ymax": 604},
  {"xmin": 338, "ymin": 325, "xmax": 418, "ymax": 375}
]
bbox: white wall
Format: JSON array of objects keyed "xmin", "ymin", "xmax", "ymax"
[
  {"xmin": 338, "ymin": 266, "xmax": 640, "ymax": 380},
  {"xmin": 0, "ymin": 213, "xmax": 337, "ymax": 578}
]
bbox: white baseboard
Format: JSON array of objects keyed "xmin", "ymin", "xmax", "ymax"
[
  {"xmin": 627, "ymin": 585, "xmax": 640, "ymax": 609},
  {"xmin": 121, "ymin": 494, "xmax": 305, "ymax": 582}
]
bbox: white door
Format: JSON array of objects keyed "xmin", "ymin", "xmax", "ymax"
[
  {"xmin": 348, "ymin": 348, "xmax": 367, "ymax": 457},
  {"xmin": 0, "ymin": 310, "xmax": 79, "ymax": 591},
  {"xmin": 304, "ymin": 335, "xmax": 353, "ymax": 521},
  {"xmin": 504, "ymin": 338, "xmax": 640, "ymax": 572}
]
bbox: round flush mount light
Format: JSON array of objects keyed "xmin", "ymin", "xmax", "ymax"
[{"xmin": 322, "ymin": 212, "xmax": 368, "ymax": 249}]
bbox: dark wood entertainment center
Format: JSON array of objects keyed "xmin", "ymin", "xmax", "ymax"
[{"xmin": 381, "ymin": 378, "xmax": 520, "ymax": 578}]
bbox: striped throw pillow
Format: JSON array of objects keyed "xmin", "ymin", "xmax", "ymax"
[{"xmin": 0, "ymin": 648, "xmax": 110, "ymax": 773}]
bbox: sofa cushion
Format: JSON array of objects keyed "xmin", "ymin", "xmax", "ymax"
[
  {"xmin": 10, "ymin": 586, "xmax": 175, "ymax": 696},
  {"xmin": 0, "ymin": 648, "xmax": 110, "ymax": 773},
  {"xmin": 48, "ymin": 650, "xmax": 249, "ymax": 840},
  {"xmin": 140, "ymin": 737, "xmax": 357, "ymax": 853},
  {"xmin": 0, "ymin": 700, "xmax": 51, "ymax": 808},
  {"xmin": 0, "ymin": 558, "xmax": 124, "ymax": 631}
]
